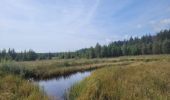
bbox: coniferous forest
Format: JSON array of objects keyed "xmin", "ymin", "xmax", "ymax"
[{"xmin": 1, "ymin": 29, "xmax": 170, "ymax": 61}]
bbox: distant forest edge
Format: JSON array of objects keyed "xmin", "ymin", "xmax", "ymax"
[{"xmin": 1, "ymin": 29, "xmax": 170, "ymax": 61}]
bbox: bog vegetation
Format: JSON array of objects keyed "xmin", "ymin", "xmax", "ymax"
[
  {"xmin": 0, "ymin": 72, "xmax": 49, "ymax": 100},
  {"xmin": 69, "ymin": 57, "xmax": 170, "ymax": 100},
  {"xmin": 0, "ymin": 55, "xmax": 165, "ymax": 79},
  {"xmin": 0, "ymin": 55, "xmax": 170, "ymax": 100}
]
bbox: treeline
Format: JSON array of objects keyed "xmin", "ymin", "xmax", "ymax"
[
  {"xmin": 0, "ymin": 29, "xmax": 170, "ymax": 61},
  {"xmin": 0, "ymin": 49, "xmax": 53, "ymax": 61},
  {"xmin": 58, "ymin": 29, "xmax": 170, "ymax": 59}
]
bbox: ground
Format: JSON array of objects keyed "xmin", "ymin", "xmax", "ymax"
[{"xmin": 0, "ymin": 55, "xmax": 170, "ymax": 100}]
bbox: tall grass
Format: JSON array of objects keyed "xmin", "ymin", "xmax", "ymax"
[
  {"xmin": 0, "ymin": 75, "xmax": 49, "ymax": 100},
  {"xmin": 0, "ymin": 58, "xmax": 134, "ymax": 79},
  {"xmin": 69, "ymin": 60, "xmax": 170, "ymax": 100},
  {"xmin": 0, "ymin": 61, "xmax": 49, "ymax": 100},
  {"xmin": 0, "ymin": 55, "xmax": 170, "ymax": 100},
  {"xmin": 2, "ymin": 54, "xmax": 167, "ymax": 79}
]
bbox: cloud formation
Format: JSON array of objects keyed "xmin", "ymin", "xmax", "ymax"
[{"xmin": 0, "ymin": 0, "xmax": 170, "ymax": 52}]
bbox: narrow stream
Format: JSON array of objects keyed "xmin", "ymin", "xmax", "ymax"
[{"xmin": 36, "ymin": 71, "xmax": 92, "ymax": 100}]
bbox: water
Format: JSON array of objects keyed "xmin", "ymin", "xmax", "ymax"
[{"xmin": 36, "ymin": 71, "xmax": 91, "ymax": 100}]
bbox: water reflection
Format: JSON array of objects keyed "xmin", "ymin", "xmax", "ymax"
[{"xmin": 37, "ymin": 71, "xmax": 91, "ymax": 100}]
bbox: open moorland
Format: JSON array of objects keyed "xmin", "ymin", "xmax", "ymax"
[
  {"xmin": 0, "ymin": 55, "xmax": 170, "ymax": 100},
  {"xmin": 69, "ymin": 55, "xmax": 170, "ymax": 100}
]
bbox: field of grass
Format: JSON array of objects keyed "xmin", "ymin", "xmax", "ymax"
[
  {"xmin": 0, "ymin": 56, "xmax": 131, "ymax": 100},
  {"xmin": 0, "ymin": 55, "xmax": 170, "ymax": 100},
  {"xmin": 69, "ymin": 56, "xmax": 170, "ymax": 100},
  {"xmin": 0, "ymin": 58, "xmax": 129, "ymax": 79},
  {"xmin": 2, "ymin": 54, "xmax": 168, "ymax": 79},
  {"xmin": 0, "ymin": 74, "xmax": 49, "ymax": 100}
]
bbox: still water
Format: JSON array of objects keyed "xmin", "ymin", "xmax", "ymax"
[{"xmin": 37, "ymin": 71, "xmax": 91, "ymax": 100}]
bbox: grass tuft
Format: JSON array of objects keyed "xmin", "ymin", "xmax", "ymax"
[{"xmin": 69, "ymin": 60, "xmax": 170, "ymax": 100}]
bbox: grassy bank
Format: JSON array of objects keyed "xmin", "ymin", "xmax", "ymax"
[
  {"xmin": 0, "ymin": 55, "xmax": 170, "ymax": 100},
  {"xmin": 69, "ymin": 58, "xmax": 170, "ymax": 100},
  {"xmin": 0, "ymin": 74, "xmax": 49, "ymax": 100},
  {"xmin": 0, "ymin": 63, "xmax": 49, "ymax": 99},
  {"xmin": 2, "ymin": 55, "xmax": 168, "ymax": 79}
]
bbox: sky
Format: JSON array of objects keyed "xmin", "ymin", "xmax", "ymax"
[{"xmin": 1, "ymin": 0, "xmax": 170, "ymax": 52}]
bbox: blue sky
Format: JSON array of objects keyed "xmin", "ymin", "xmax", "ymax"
[{"xmin": 1, "ymin": 0, "xmax": 170, "ymax": 52}]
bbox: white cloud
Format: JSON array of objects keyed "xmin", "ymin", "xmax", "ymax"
[
  {"xmin": 150, "ymin": 18, "xmax": 170, "ymax": 31},
  {"xmin": 160, "ymin": 19, "xmax": 170, "ymax": 24},
  {"xmin": 0, "ymin": 0, "xmax": 106, "ymax": 52},
  {"xmin": 1, "ymin": 0, "xmax": 170, "ymax": 52}
]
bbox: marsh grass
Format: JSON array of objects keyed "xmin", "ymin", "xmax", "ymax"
[
  {"xmin": 3, "ymin": 54, "xmax": 168, "ymax": 79},
  {"xmin": 0, "ymin": 58, "xmax": 134, "ymax": 79},
  {"xmin": 0, "ymin": 55, "xmax": 170, "ymax": 100},
  {"xmin": 0, "ymin": 75, "xmax": 49, "ymax": 100},
  {"xmin": 69, "ymin": 60, "xmax": 170, "ymax": 100}
]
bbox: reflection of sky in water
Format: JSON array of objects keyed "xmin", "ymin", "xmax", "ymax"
[{"xmin": 37, "ymin": 71, "xmax": 91, "ymax": 100}]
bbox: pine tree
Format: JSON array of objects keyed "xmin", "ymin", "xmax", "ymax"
[
  {"xmin": 162, "ymin": 39, "xmax": 170, "ymax": 54},
  {"xmin": 95, "ymin": 43, "xmax": 101, "ymax": 58}
]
